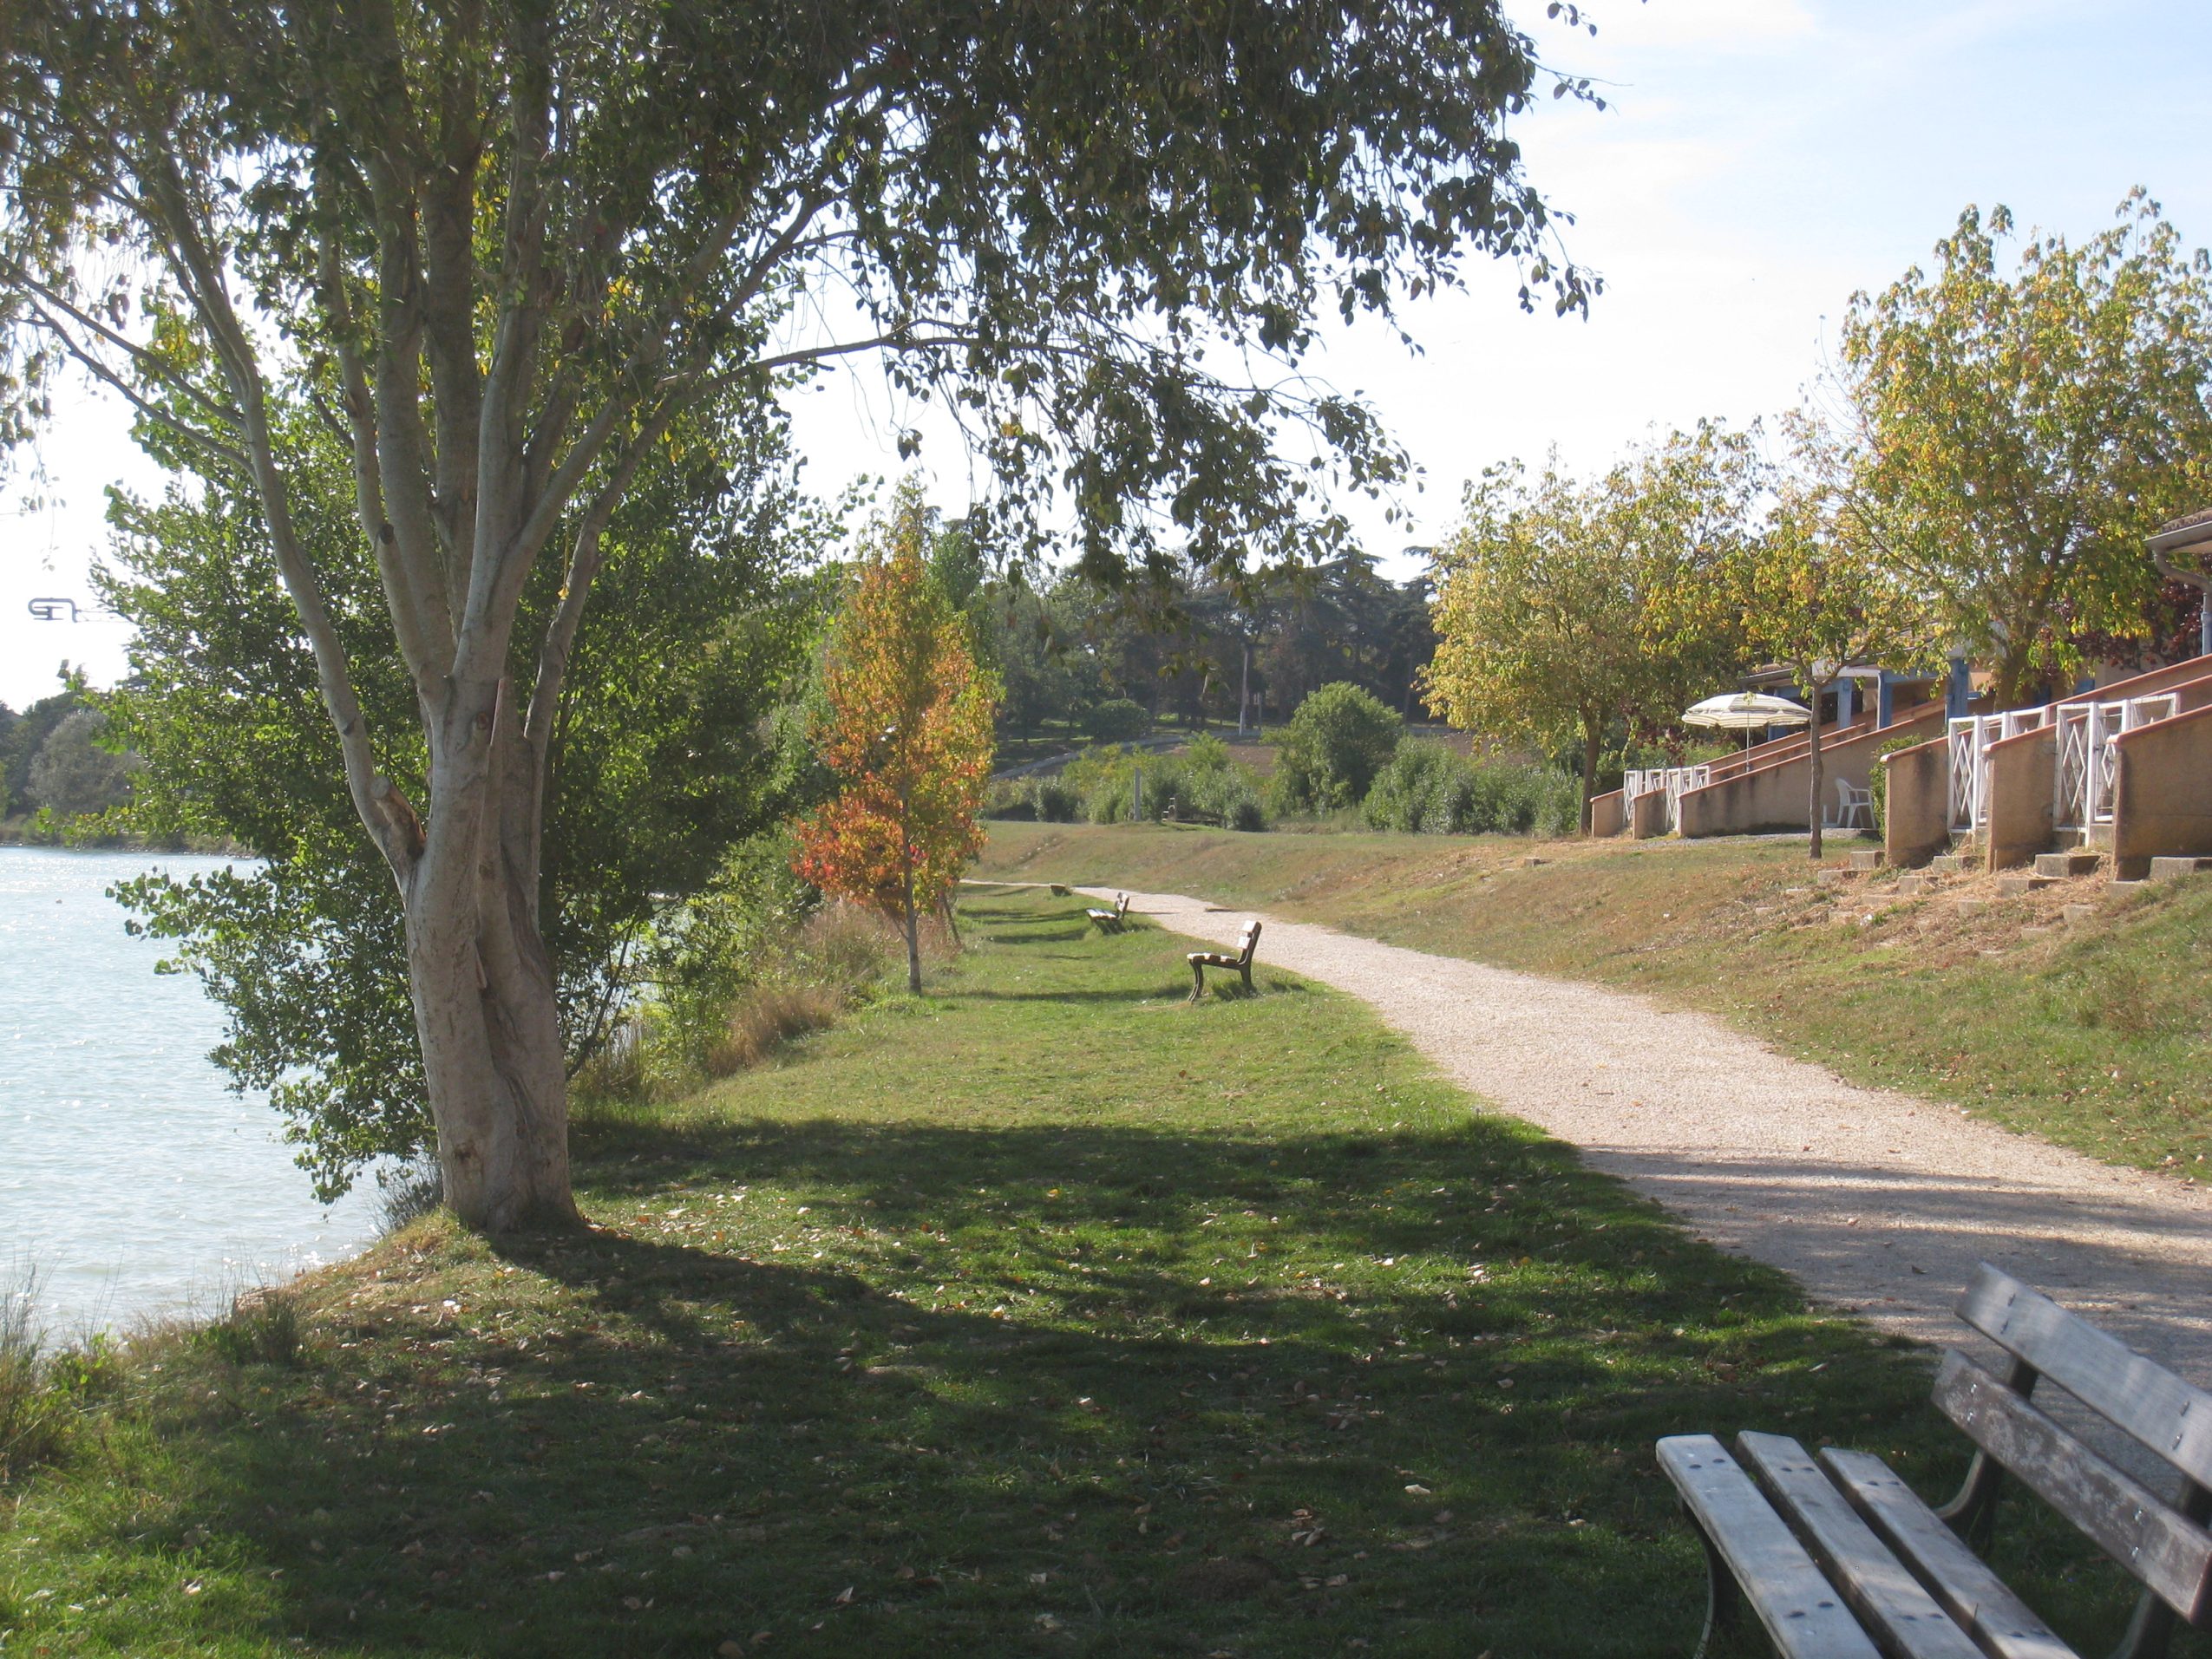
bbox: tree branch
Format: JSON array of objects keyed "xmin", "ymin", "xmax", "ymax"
[
  {"xmin": 136, "ymin": 140, "xmax": 421, "ymax": 879},
  {"xmin": 317, "ymin": 210, "xmax": 451, "ymax": 685}
]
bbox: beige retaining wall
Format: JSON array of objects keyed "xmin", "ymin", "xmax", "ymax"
[
  {"xmin": 1882, "ymin": 736, "xmax": 1952, "ymax": 868},
  {"xmin": 1676, "ymin": 705, "xmax": 1943, "ymax": 839},
  {"xmin": 2113, "ymin": 703, "xmax": 2212, "ymax": 880},
  {"xmin": 1984, "ymin": 727, "xmax": 2058, "ymax": 872}
]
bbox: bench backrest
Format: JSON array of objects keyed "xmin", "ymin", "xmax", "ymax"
[
  {"xmin": 1941, "ymin": 1264, "xmax": 2212, "ymax": 1623},
  {"xmin": 1236, "ymin": 921, "xmax": 1261, "ymax": 963}
]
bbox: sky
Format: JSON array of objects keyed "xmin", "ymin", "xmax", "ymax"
[{"xmin": 4, "ymin": 0, "xmax": 2210, "ymax": 709}]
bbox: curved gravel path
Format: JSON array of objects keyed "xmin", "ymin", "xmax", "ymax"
[{"xmin": 1036, "ymin": 883, "xmax": 2212, "ymax": 1384}]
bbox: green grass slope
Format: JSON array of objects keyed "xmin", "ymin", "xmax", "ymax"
[
  {"xmin": 0, "ymin": 889, "xmax": 2176, "ymax": 1655},
  {"xmin": 978, "ymin": 822, "xmax": 2212, "ymax": 1178}
]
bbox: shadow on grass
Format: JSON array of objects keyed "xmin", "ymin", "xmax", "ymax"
[{"xmin": 79, "ymin": 1107, "xmax": 2181, "ymax": 1658}]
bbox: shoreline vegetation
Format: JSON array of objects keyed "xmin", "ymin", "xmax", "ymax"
[
  {"xmin": 973, "ymin": 821, "xmax": 2212, "ymax": 1181},
  {"xmin": 0, "ymin": 817, "xmax": 245, "ymax": 855},
  {"xmin": 0, "ymin": 887, "xmax": 2169, "ymax": 1655}
]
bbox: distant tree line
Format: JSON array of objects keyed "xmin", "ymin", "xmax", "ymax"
[
  {"xmin": 946, "ymin": 546, "xmax": 1437, "ymax": 744},
  {"xmin": 0, "ymin": 670, "xmax": 139, "ymax": 821}
]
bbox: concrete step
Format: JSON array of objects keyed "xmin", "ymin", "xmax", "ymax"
[
  {"xmin": 2033, "ymin": 849, "xmax": 2102, "ymax": 879},
  {"xmin": 1952, "ymin": 898, "xmax": 1988, "ymax": 916},
  {"xmin": 1847, "ymin": 850, "xmax": 1884, "ymax": 873},
  {"xmin": 1994, "ymin": 872, "xmax": 2057, "ymax": 898},
  {"xmin": 2020, "ymin": 924, "xmax": 2057, "ymax": 939},
  {"xmin": 1816, "ymin": 867, "xmax": 1849, "ymax": 885},
  {"xmin": 1895, "ymin": 872, "xmax": 1935, "ymax": 898},
  {"xmin": 2149, "ymin": 856, "xmax": 2212, "ymax": 882},
  {"xmin": 1929, "ymin": 854, "xmax": 1971, "ymax": 875},
  {"xmin": 2061, "ymin": 902, "xmax": 2097, "ymax": 926}
]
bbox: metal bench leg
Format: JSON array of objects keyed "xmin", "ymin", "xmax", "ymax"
[
  {"xmin": 1238, "ymin": 961, "xmax": 1253, "ymax": 995},
  {"xmin": 1936, "ymin": 1355, "xmax": 2035, "ymax": 1551},
  {"xmin": 1934, "ymin": 1449, "xmax": 2006, "ymax": 1552},
  {"xmin": 1189, "ymin": 962, "xmax": 1205, "ymax": 1003},
  {"xmin": 2111, "ymin": 1591, "xmax": 2177, "ymax": 1659},
  {"xmin": 1692, "ymin": 1516, "xmax": 1741, "ymax": 1659}
]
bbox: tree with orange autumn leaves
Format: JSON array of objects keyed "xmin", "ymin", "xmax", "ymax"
[{"xmin": 794, "ymin": 487, "xmax": 1000, "ymax": 993}]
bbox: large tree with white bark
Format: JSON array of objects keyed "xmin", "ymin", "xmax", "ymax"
[{"xmin": 0, "ymin": 0, "xmax": 1589, "ymax": 1230}]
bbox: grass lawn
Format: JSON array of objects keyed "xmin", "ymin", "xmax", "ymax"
[
  {"xmin": 976, "ymin": 822, "xmax": 2212, "ymax": 1179},
  {"xmin": 0, "ymin": 889, "xmax": 2177, "ymax": 1656}
]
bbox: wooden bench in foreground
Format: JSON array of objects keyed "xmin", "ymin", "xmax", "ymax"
[
  {"xmin": 1087, "ymin": 892, "xmax": 1132, "ymax": 933},
  {"xmin": 1659, "ymin": 1264, "xmax": 2212, "ymax": 1658},
  {"xmin": 1188, "ymin": 920, "xmax": 1260, "ymax": 1002}
]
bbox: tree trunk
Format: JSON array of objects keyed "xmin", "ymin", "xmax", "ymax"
[
  {"xmin": 1580, "ymin": 721, "xmax": 1603, "ymax": 835},
  {"xmin": 901, "ymin": 841, "xmax": 922, "ymax": 996},
  {"xmin": 405, "ymin": 693, "xmax": 579, "ymax": 1232},
  {"xmin": 1806, "ymin": 689, "xmax": 1825, "ymax": 861}
]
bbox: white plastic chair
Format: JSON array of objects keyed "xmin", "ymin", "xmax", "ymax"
[{"xmin": 1829, "ymin": 777, "xmax": 1873, "ymax": 830}]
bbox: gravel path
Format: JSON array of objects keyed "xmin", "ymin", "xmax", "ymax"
[{"xmin": 1037, "ymin": 883, "xmax": 2212, "ymax": 1387}]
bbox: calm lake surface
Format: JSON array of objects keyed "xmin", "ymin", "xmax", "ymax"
[{"xmin": 0, "ymin": 847, "xmax": 380, "ymax": 1334}]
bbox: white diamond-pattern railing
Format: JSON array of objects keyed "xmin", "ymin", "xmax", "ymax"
[
  {"xmin": 2055, "ymin": 707, "xmax": 2091, "ymax": 831},
  {"xmin": 2081, "ymin": 693, "xmax": 2179, "ymax": 826},
  {"xmin": 1947, "ymin": 708, "xmax": 2058, "ymax": 833},
  {"xmin": 1622, "ymin": 765, "xmax": 1713, "ymax": 832}
]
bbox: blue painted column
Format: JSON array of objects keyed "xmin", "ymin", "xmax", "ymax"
[
  {"xmin": 1946, "ymin": 655, "xmax": 1971, "ymax": 721},
  {"xmin": 1836, "ymin": 678, "xmax": 1856, "ymax": 727},
  {"xmin": 1875, "ymin": 671, "xmax": 1896, "ymax": 729}
]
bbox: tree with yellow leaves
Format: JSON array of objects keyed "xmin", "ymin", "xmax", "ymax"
[{"xmin": 794, "ymin": 484, "xmax": 1000, "ymax": 993}]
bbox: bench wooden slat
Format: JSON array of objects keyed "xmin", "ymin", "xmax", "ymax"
[
  {"xmin": 1933, "ymin": 1349, "xmax": 2212, "ymax": 1623},
  {"xmin": 1956, "ymin": 1264, "xmax": 2212, "ymax": 1488},
  {"xmin": 1657, "ymin": 1434, "xmax": 1882, "ymax": 1659},
  {"xmin": 1738, "ymin": 1433, "xmax": 1987, "ymax": 1659},
  {"xmin": 1819, "ymin": 1447, "xmax": 2077, "ymax": 1659}
]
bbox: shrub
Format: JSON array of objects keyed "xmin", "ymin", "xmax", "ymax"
[
  {"xmin": 1272, "ymin": 683, "xmax": 1403, "ymax": 813},
  {"xmin": 0, "ymin": 1268, "xmax": 74, "ymax": 1482},
  {"xmin": 376, "ymin": 1156, "xmax": 445, "ymax": 1232},
  {"xmin": 1086, "ymin": 698, "xmax": 1149, "ymax": 742},
  {"xmin": 694, "ymin": 904, "xmax": 896, "ymax": 1080},
  {"xmin": 1361, "ymin": 738, "xmax": 1580, "ymax": 837},
  {"xmin": 1868, "ymin": 735, "xmax": 1921, "ymax": 839},
  {"xmin": 199, "ymin": 1290, "xmax": 304, "ymax": 1368},
  {"xmin": 1031, "ymin": 777, "xmax": 1079, "ymax": 822},
  {"xmin": 706, "ymin": 982, "xmax": 848, "ymax": 1074},
  {"xmin": 981, "ymin": 779, "xmax": 1036, "ymax": 820},
  {"xmin": 572, "ymin": 834, "xmax": 900, "ymax": 1101}
]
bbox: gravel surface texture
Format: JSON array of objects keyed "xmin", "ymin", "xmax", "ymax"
[{"xmin": 1020, "ymin": 883, "xmax": 2212, "ymax": 1398}]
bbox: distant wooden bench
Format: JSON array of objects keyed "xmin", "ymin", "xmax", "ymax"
[
  {"xmin": 1658, "ymin": 1264, "xmax": 2212, "ymax": 1658},
  {"xmin": 1188, "ymin": 920, "xmax": 1260, "ymax": 1002},
  {"xmin": 1087, "ymin": 892, "xmax": 1132, "ymax": 933}
]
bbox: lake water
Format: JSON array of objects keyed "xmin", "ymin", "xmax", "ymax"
[{"xmin": 0, "ymin": 847, "xmax": 381, "ymax": 1335}]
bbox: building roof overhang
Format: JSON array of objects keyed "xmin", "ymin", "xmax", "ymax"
[{"xmin": 2149, "ymin": 506, "xmax": 2212, "ymax": 555}]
